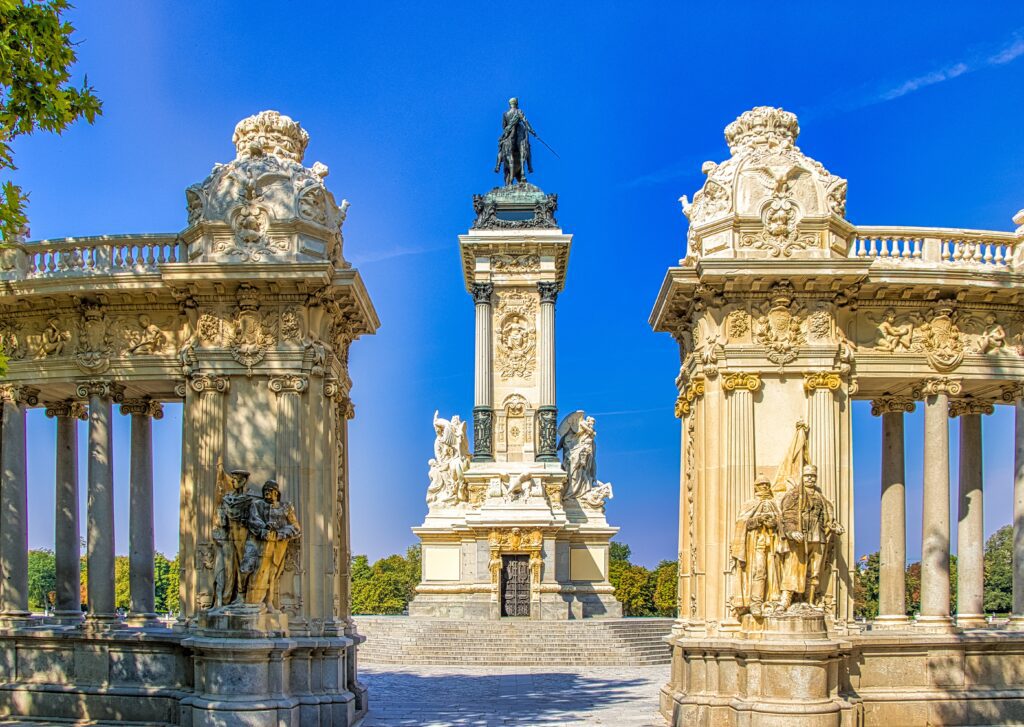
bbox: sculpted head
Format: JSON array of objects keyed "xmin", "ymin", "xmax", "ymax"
[
  {"xmin": 229, "ymin": 469, "xmax": 250, "ymax": 491},
  {"xmin": 754, "ymin": 475, "xmax": 772, "ymax": 499},
  {"xmin": 801, "ymin": 464, "xmax": 818, "ymax": 489},
  {"xmin": 508, "ymin": 97, "xmax": 519, "ymax": 108},
  {"xmin": 139, "ymin": 314, "xmax": 151, "ymax": 327},
  {"xmin": 262, "ymin": 479, "xmax": 281, "ymax": 504}
]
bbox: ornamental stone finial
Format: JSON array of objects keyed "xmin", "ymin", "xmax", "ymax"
[
  {"xmin": 724, "ymin": 107, "xmax": 800, "ymax": 155},
  {"xmin": 232, "ymin": 110, "xmax": 309, "ymax": 163}
]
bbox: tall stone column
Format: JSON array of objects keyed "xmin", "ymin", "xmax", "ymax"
[
  {"xmin": 270, "ymin": 374, "xmax": 308, "ymax": 625},
  {"xmin": 471, "ymin": 282, "xmax": 494, "ymax": 462},
  {"xmin": 536, "ymin": 281, "xmax": 559, "ymax": 462},
  {"xmin": 721, "ymin": 372, "xmax": 759, "ymax": 628},
  {"xmin": 804, "ymin": 371, "xmax": 852, "ymax": 620},
  {"xmin": 870, "ymin": 397, "xmax": 914, "ymax": 627},
  {"xmin": 1009, "ymin": 386, "xmax": 1024, "ymax": 629},
  {"xmin": 77, "ymin": 380, "xmax": 124, "ymax": 625},
  {"xmin": 950, "ymin": 399, "xmax": 992, "ymax": 628},
  {"xmin": 121, "ymin": 398, "xmax": 163, "ymax": 624},
  {"xmin": 0, "ymin": 385, "xmax": 39, "ymax": 621},
  {"xmin": 45, "ymin": 400, "xmax": 88, "ymax": 622},
  {"xmin": 915, "ymin": 377, "xmax": 959, "ymax": 629}
]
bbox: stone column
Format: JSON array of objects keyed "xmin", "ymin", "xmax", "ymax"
[
  {"xmin": 721, "ymin": 372, "xmax": 760, "ymax": 628},
  {"xmin": 45, "ymin": 400, "xmax": 88, "ymax": 621},
  {"xmin": 870, "ymin": 397, "xmax": 914, "ymax": 627},
  {"xmin": 1009, "ymin": 386, "xmax": 1024, "ymax": 629},
  {"xmin": 270, "ymin": 374, "xmax": 308, "ymax": 624},
  {"xmin": 536, "ymin": 281, "xmax": 559, "ymax": 462},
  {"xmin": 0, "ymin": 385, "xmax": 39, "ymax": 620},
  {"xmin": 77, "ymin": 380, "xmax": 125, "ymax": 625},
  {"xmin": 121, "ymin": 398, "xmax": 163, "ymax": 624},
  {"xmin": 471, "ymin": 282, "xmax": 494, "ymax": 462},
  {"xmin": 950, "ymin": 399, "xmax": 993, "ymax": 628},
  {"xmin": 915, "ymin": 377, "xmax": 959, "ymax": 629}
]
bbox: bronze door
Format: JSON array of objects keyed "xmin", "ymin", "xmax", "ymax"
[{"xmin": 501, "ymin": 554, "xmax": 530, "ymax": 617}]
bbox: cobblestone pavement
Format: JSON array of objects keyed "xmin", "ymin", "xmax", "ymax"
[{"xmin": 359, "ymin": 664, "xmax": 669, "ymax": 726}]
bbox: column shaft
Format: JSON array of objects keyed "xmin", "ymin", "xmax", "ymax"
[
  {"xmin": 87, "ymin": 392, "xmax": 116, "ymax": 620},
  {"xmin": 539, "ymin": 299, "xmax": 556, "ymax": 406},
  {"xmin": 878, "ymin": 411, "xmax": 908, "ymax": 623},
  {"xmin": 1014, "ymin": 398, "xmax": 1024, "ymax": 626},
  {"xmin": 472, "ymin": 283, "xmax": 495, "ymax": 462},
  {"xmin": 128, "ymin": 411, "xmax": 156, "ymax": 618},
  {"xmin": 0, "ymin": 393, "xmax": 31, "ymax": 617},
  {"xmin": 956, "ymin": 413, "xmax": 985, "ymax": 627},
  {"xmin": 920, "ymin": 392, "xmax": 952, "ymax": 626},
  {"xmin": 52, "ymin": 407, "xmax": 83, "ymax": 619}
]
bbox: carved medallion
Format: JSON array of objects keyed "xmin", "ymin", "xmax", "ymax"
[{"xmin": 753, "ymin": 289, "xmax": 805, "ymax": 366}]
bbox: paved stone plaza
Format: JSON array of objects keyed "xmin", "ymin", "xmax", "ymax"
[{"xmin": 360, "ymin": 665, "xmax": 668, "ymax": 726}]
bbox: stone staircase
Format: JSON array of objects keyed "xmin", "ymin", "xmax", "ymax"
[{"xmin": 354, "ymin": 616, "xmax": 674, "ymax": 666}]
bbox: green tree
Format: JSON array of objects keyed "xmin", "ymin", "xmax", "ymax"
[
  {"xmin": 612, "ymin": 564, "xmax": 655, "ymax": 616},
  {"xmin": 153, "ymin": 552, "xmax": 180, "ymax": 613},
  {"xmin": 27, "ymin": 549, "xmax": 56, "ymax": 611},
  {"xmin": 350, "ymin": 549, "xmax": 422, "ymax": 615},
  {"xmin": 652, "ymin": 560, "xmax": 678, "ymax": 617},
  {"xmin": 0, "ymin": 0, "xmax": 102, "ymax": 241},
  {"xmin": 983, "ymin": 525, "xmax": 1012, "ymax": 614},
  {"xmin": 113, "ymin": 555, "xmax": 130, "ymax": 610},
  {"xmin": 609, "ymin": 541, "xmax": 632, "ymax": 563},
  {"xmin": 854, "ymin": 552, "xmax": 880, "ymax": 620}
]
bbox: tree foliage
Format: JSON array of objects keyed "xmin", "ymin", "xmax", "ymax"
[
  {"xmin": 0, "ymin": 0, "xmax": 102, "ymax": 241},
  {"xmin": 350, "ymin": 546, "xmax": 422, "ymax": 615},
  {"xmin": 607, "ymin": 541, "xmax": 677, "ymax": 617},
  {"xmin": 27, "ymin": 548, "xmax": 56, "ymax": 610},
  {"xmin": 983, "ymin": 525, "xmax": 1012, "ymax": 614}
]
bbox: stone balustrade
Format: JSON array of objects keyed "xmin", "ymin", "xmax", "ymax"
[
  {"xmin": 851, "ymin": 225, "xmax": 1020, "ymax": 267},
  {"xmin": 2, "ymin": 233, "xmax": 184, "ymax": 278}
]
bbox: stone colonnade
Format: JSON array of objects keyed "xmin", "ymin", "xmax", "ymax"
[
  {"xmin": 871, "ymin": 381, "xmax": 1024, "ymax": 629},
  {"xmin": 0, "ymin": 381, "xmax": 163, "ymax": 624}
]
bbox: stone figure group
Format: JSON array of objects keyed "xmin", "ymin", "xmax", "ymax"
[
  {"xmin": 425, "ymin": 411, "xmax": 471, "ymax": 507},
  {"xmin": 729, "ymin": 464, "xmax": 843, "ymax": 618},
  {"xmin": 211, "ymin": 458, "xmax": 301, "ymax": 613},
  {"xmin": 557, "ymin": 411, "xmax": 614, "ymax": 509}
]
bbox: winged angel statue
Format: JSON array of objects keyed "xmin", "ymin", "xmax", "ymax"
[
  {"xmin": 557, "ymin": 411, "xmax": 614, "ymax": 510},
  {"xmin": 426, "ymin": 410, "xmax": 471, "ymax": 508}
]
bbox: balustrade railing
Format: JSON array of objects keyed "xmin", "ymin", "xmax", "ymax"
[
  {"xmin": 851, "ymin": 226, "xmax": 1019, "ymax": 269},
  {"xmin": 5, "ymin": 234, "xmax": 183, "ymax": 278}
]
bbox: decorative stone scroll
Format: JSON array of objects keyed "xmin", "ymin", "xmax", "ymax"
[
  {"xmin": 948, "ymin": 398, "xmax": 995, "ymax": 418},
  {"xmin": 722, "ymin": 372, "xmax": 761, "ymax": 393},
  {"xmin": 870, "ymin": 396, "xmax": 915, "ymax": 417},
  {"xmin": 120, "ymin": 398, "xmax": 165, "ymax": 419},
  {"xmin": 268, "ymin": 374, "xmax": 309, "ymax": 394},
  {"xmin": 75, "ymin": 380, "xmax": 125, "ymax": 402},
  {"xmin": 675, "ymin": 376, "xmax": 706, "ymax": 418},
  {"xmin": 803, "ymin": 371, "xmax": 842, "ymax": 393},
  {"xmin": 44, "ymin": 400, "xmax": 88, "ymax": 420},
  {"xmin": 911, "ymin": 377, "xmax": 963, "ymax": 399},
  {"xmin": 0, "ymin": 384, "xmax": 39, "ymax": 407},
  {"xmin": 189, "ymin": 373, "xmax": 230, "ymax": 394}
]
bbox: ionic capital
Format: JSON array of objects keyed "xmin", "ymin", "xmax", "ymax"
[
  {"xmin": 75, "ymin": 380, "xmax": 125, "ymax": 402},
  {"xmin": 804, "ymin": 371, "xmax": 842, "ymax": 393},
  {"xmin": 912, "ymin": 377, "xmax": 962, "ymax": 399},
  {"xmin": 870, "ymin": 396, "xmax": 915, "ymax": 417},
  {"xmin": 471, "ymin": 283, "xmax": 494, "ymax": 305},
  {"xmin": 1000, "ymin": 383, "xmax": 1024, "ymax": 403},
  {"xmin": 45, "ymin": 400, "xmax": 88, "ymax": 420},
  {"xmin": 0, "ymin": 384, "xmax": 39, "ymax": 407},
  {"xmin": 675, "ymin": 376, "xmax": 706, "ymax": 418},
  {"xmin": 269, "ymin": 374, "xmax": 309, "ymax": 394},
  {"xmin": 344, "ymin": 400, "xmax": 356, "ymax": 420},
  {"xmin": 323, "ymin": 376, "xmax": 351, "ymax": 402},
  {"xmin": 722, "ymin": 372, "xmax": 761, "ymax": 393},
  {"xmin": 189, "ymin": 374, "xmax": 230, "ymax": 394},
  {"xmin": 120, "ymin": 398, "xmax": 164, "ymax": 419},
  {"xmin": 948, "ymin": 398, "xmax": 995, "ymax": 418},
  {"xmin": 537, "ymin": 281, "xmax": 559, "ymax": 305}
]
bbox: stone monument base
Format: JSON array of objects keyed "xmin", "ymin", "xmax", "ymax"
[
  {"xmin": 0, "ymin": 621, "xmax": 366, "ymax": 726},
  {"xmin": 661, "ymin": 627, "xmax": 1024, "ymax": 726}
]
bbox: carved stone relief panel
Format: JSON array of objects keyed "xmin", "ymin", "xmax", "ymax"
[{"xmin": 494, "ymin": 290, "xmax": 537, "ymax": 381}]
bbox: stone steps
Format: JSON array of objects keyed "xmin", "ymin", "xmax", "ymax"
[{"xmin": 355, "ymin": 616, "xmax": 674, "ymax": 666}]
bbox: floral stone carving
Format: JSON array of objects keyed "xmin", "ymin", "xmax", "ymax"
[{"xmin": 495, "ymin": 290, "xmax": 537, "ymax": 380}]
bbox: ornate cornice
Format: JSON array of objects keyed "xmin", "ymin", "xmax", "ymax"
[
  {"xmin": 675, "ymin": 376, "xmax": 706, "ymax": 418},
  {"xmin": 0, "ymin": 384, "xmax": 40, "ymax": 407},
  {"xmin": 804, "ymin": 371, "xmax": 842, "ymax": 393},
  {"xmin": 269, "ymin": 374, "xmax": 309, "ymax": 394},
  {"xmin": 870, "ymin": 396, "xmax": 916, "ymax": 417},
  {"xmin": 471, "ymin": 283, "xmax": 494, "ymax": 305},
  {"xmin": 948, "ymin": 398, "xmax": 995, "ymax": 418},
  {"xmin": 75, "ymin": 380, "xmax": 125, "ymax": 402},
  {"xmin": 722, "ymin": 372, "xmax": 761, "ymax": 393},
  {"xmin": 45, "ymin": 400, "xmax": 88, "ymax": 420},
  {"xmin": 537, "ymin": 281, "xmax": 559, "ymax": 305},
  {"xmin": 912, "ymin": 377, "xmax": 963, "ymax": 399},
  {"xmin": 120, "ymin": 398, "xmax": 165, "ymax": 419},
  {"xmin": 189, "ymin": 374, "xmax": 230, "ymax": 394}
]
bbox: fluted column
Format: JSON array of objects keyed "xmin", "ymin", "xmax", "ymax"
[
  {"xmin": 1008, "ymin": 385, "xmax": 1024, "ymax": 629},
  {"xmin": 871, "ymin": 397, "xmax": 914, "ymax": 627},
  {"xmin": 46, "ymin": 400, "xmax": 88, "ymax": 621},
  {"xmin": 77, "ymin": 379, "xmax": 125, "ymax": 624},
  {"xmin": 471, "ymin": 282, "xmax": 494, "ymax": 462},
  {"xmin": 721, "ymin": 372, "xmax": 760, "ymax": 627},
  {"xmin": 536, "ymin": 281, "xmax": 559, "ymax": 461},
  {"xmin": 0, "ymin": 385, "xmax": 39, "ymax": 620},
  {"xmin": 950, "ymin": 398, "xmax": 992, "ymax": 628},
  {"xmin": 915, "ymin": 377, "xmax": 959, "ymax": 629},
  {"xmin": 121, "ymin": 398, "xmax": 163, "ymax": 624}
]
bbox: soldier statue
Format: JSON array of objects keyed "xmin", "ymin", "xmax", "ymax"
[
  {"xmin": 494, "ymin": 97, "xmax": 536, "ymax": 186},
  {"xmin": 729, "ymin": 475, "xmax": 781, "ymax": 617},
  {"xmin": 778, "ymin": 465, "xmax": 844, "ymax": 609},
  {"xmin": 212, "ymin": 458, "xmax": 255, "ymax": 608}
]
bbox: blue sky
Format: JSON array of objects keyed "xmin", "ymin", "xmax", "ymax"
[{"xmin": 12, "ymin": 2, "xmax": 1024, "ymax": 568}]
